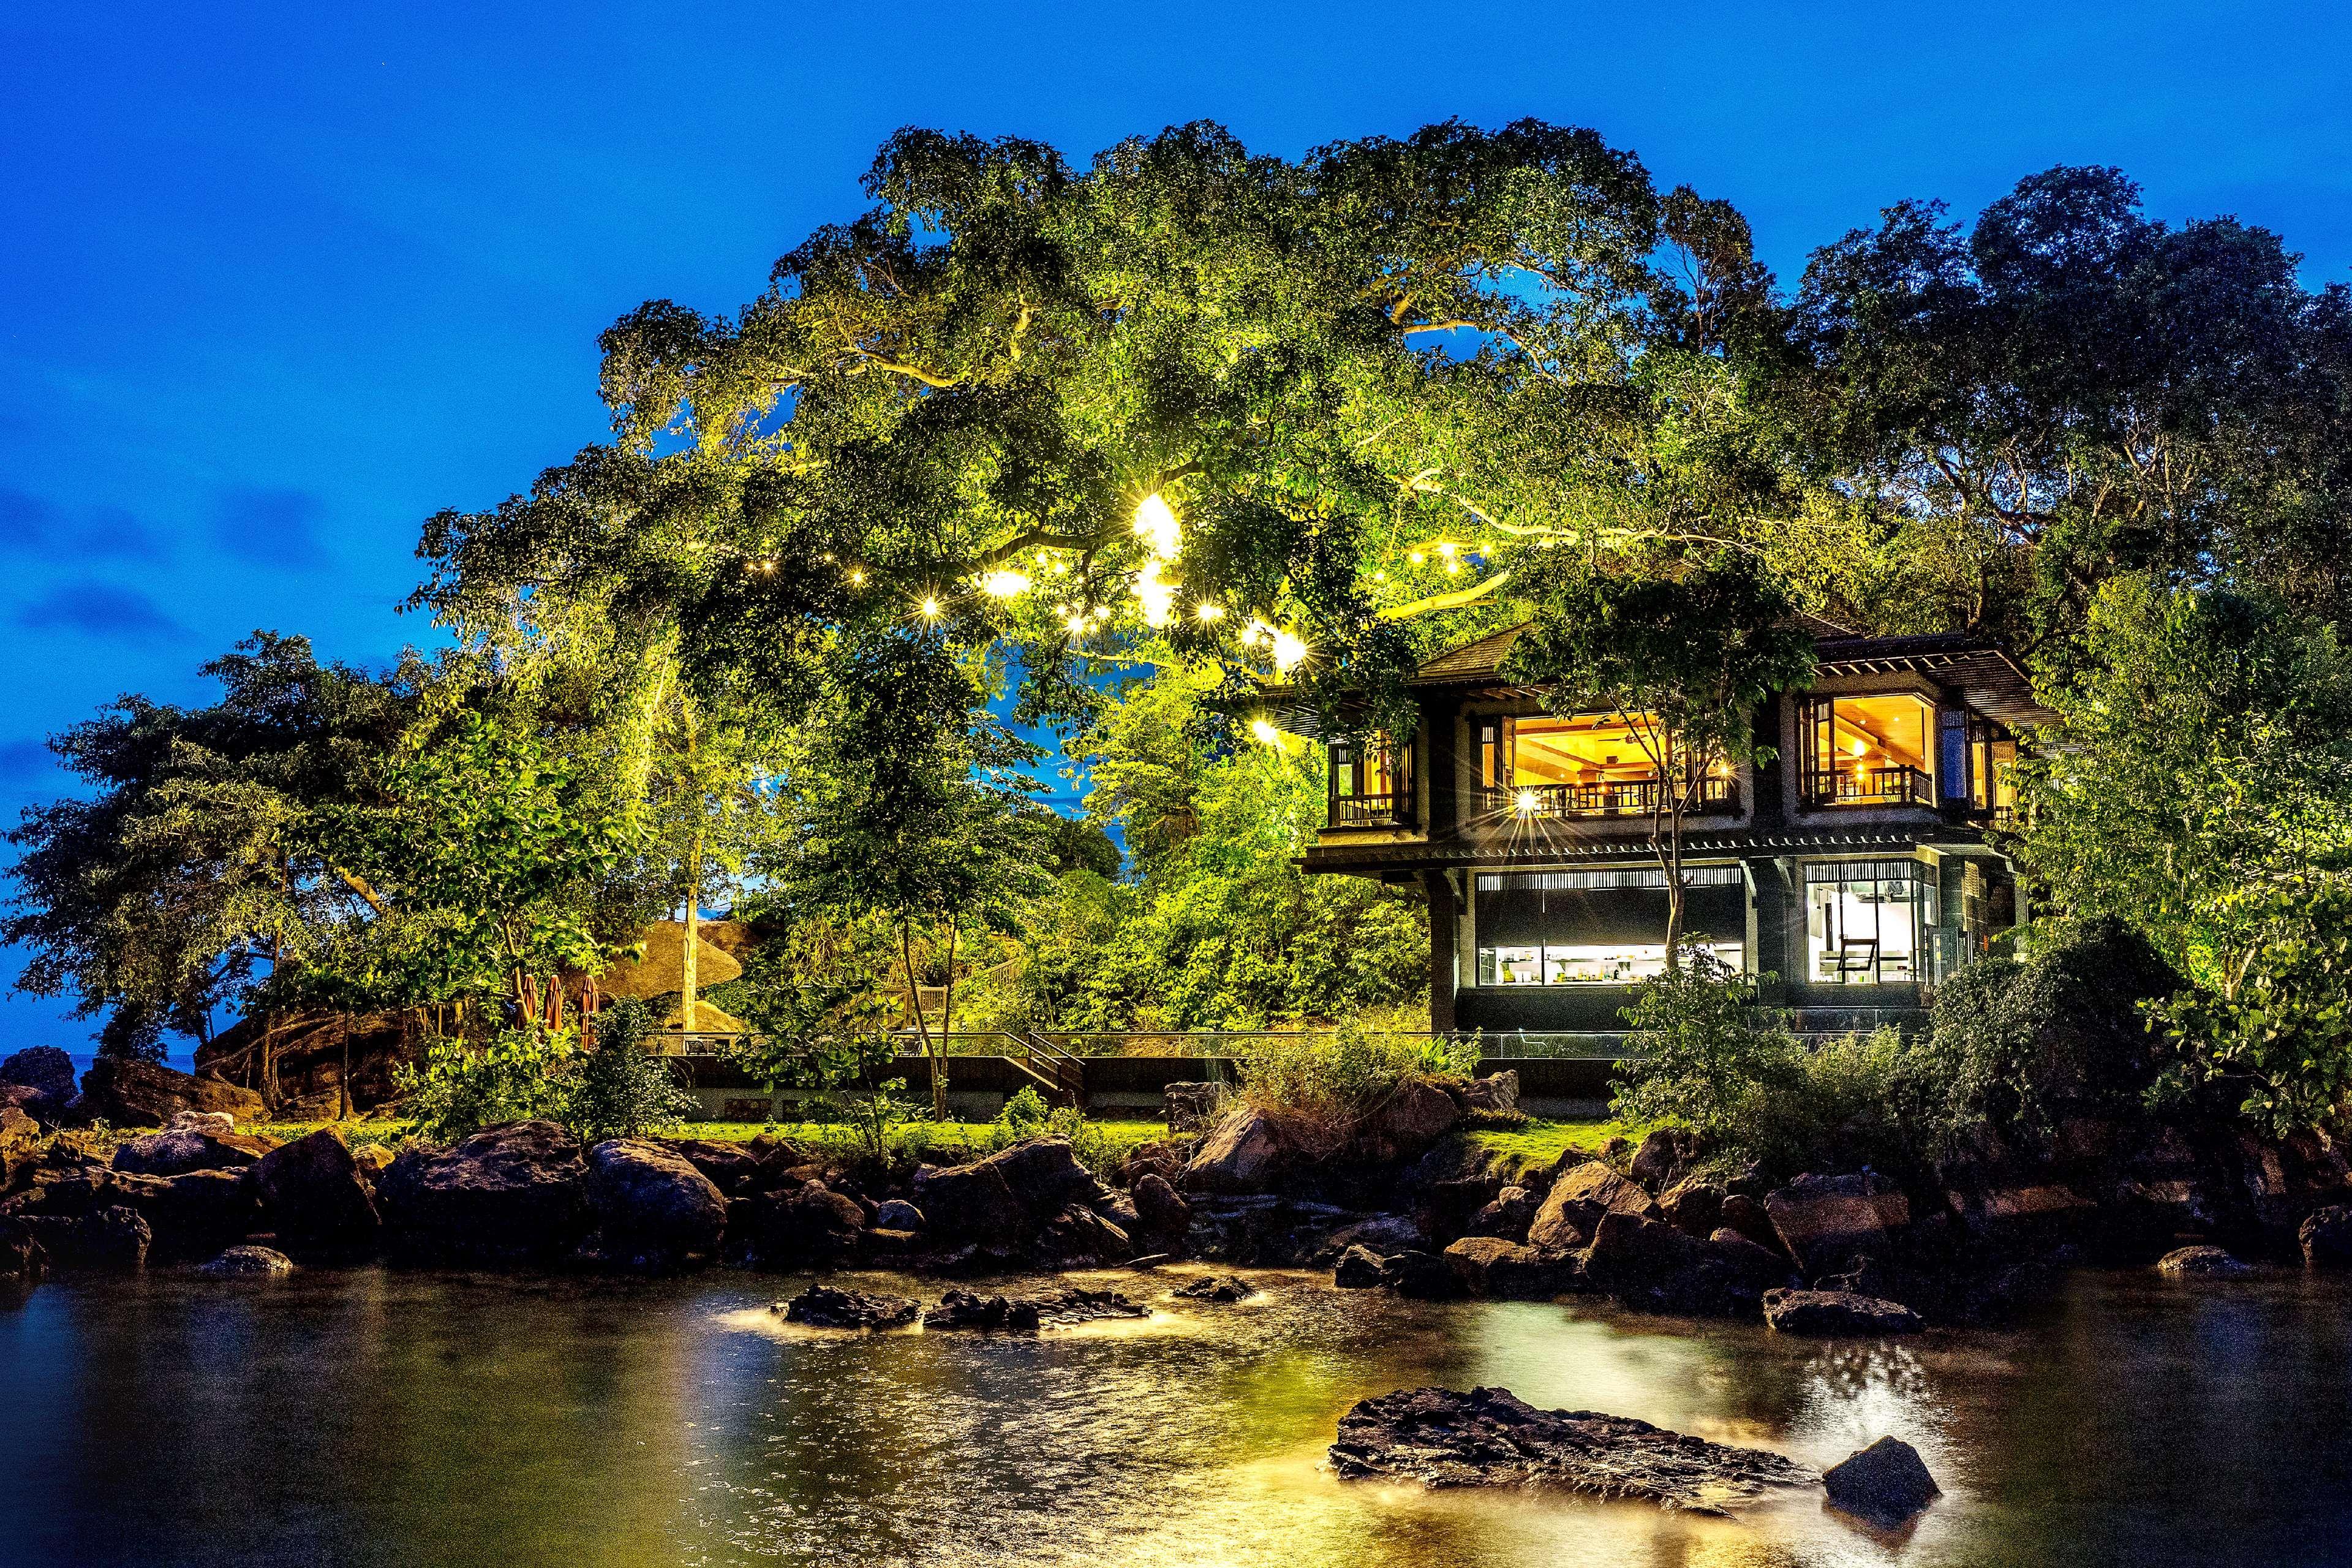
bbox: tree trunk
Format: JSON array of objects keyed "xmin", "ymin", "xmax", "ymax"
[
  {"xmin": 901, "ymin": 921, "xmax": 946, "ymax": 1120},
  {"xmin": 338, "ymin": 1027, "xmax": 353, "ymax": 1121},
  {"xmin": 682, "ymin": 824, "xmax": 703, "ymax": 1041},
  {"xmin": 941, "ymin": 921, "xmax": 959, "ymax": 1041}
]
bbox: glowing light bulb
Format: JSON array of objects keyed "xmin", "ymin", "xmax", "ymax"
[
  {"xmin": 1850, "ymin": 737, "xmax": 1869, "ymax": 758},
  {"xmin": 1249, "ymin": 718, "xmax": 1281, "ymax": 746},
  {"xmin": 1408, "ymin": 551, "xmax": 1425, "ymax": 565},
  {"xmin": 1270, "ymin": 628, "xmax": 1308, "ymax": 674},
  {"xmin": 1133, "ymin": 558, "xmax": 1177, "ymax": 628},
  {"xmin": 1372, "ymin": 571, "xmax": 1387, "ymax": 582},
  {"xmin": 919, "ymin": 596, "xmax": 941, "ymax": 619},
  {"xmin": 1196, "ymin": 602, "xmax": 1224, "ymax": 622},
  {"xmin": 1133, "ymin": 493, "xmax": 1180, "ymax": 559},
  {"xmin": 1515, "ymin": 789, "xmax": 1540, "ymax": 816},
  {"xmin": 981, "ymin": 570, "xmax": 1030, "ymax": 598},
  {"xmin": 847, "ymin": 567, "xmax": 867, "ymax": 586},
  {"xmin": 1446, "ymin": 558, "xmax": 1463, "ymax": 575},
  {"xmin": 1438, "ymin": 540, "xmax": 1457, "ymax": 557}
]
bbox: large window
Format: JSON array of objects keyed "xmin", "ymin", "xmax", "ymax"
[
  {"xmin": 1474, "ymin": 866, "xmax": 1744, "ymax": 986},
  {"xmin": 1804, "ymin": 860, "xmax": 1938, "ymax": 984},
  {"xmin": 1969, "ymin": 720, "xmax": 2018, "ymax": 822},
  {"xmin": 1474, "ymin": 713, "xmax": 1736, "ymax": 820},
  {"xmin": 1801, "ymin": 693, "xmax": 1936, "ymax": 807},
  {"xmin": 1327, "ymin": 733, "xmax": 1412, "ymax": 826}
]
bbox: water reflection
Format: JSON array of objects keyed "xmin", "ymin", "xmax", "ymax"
[{"xmin": 4, "ymin": 1264, "xmax": 2350, "ymax": 1567}]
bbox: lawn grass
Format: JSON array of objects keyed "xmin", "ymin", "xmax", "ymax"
[{"xmin": 1464, "ymin": 1117, "xmax": 1651, "ymax": 1182}]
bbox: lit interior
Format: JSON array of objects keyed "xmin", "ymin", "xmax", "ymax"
[
  {"xmin": 1509, "ymin": 714, "xmax": 1661, "ymax": 785},
  {"xmin": 1825, "ymin": 694, "xmax": 1931, "ymax": 774},
  {"xmin": 1480, "ymin": 941, "xmax": 1743, "ymax": 986},
  {"xmin": 1804, "ymin": 867, "xmax": 1929, "ymax": 983}
]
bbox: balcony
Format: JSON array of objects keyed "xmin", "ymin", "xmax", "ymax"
[
  {"xmin": 1802, "ymin": 763, "xmax": 1936, "ymax": 809},
  {"xmin": 1332, "ymin": 791, "xmax": 1411, "ymax": 826},
  {"xmin": 1487, "ymin": 774, "xmax": 1738, "ymax": 821}
]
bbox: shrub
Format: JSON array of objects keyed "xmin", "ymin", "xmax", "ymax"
[
  {"xmin": 395, "ymin": 1025, "xmax": 573, "ymax": 1145},
  {"xmin": 1915, "ymin": 916, "xmax": 2179, "ymax": 1151},
  {"xmin": 564, "ymin": 998, "xmax": 698, "ymax": 1144},
  {"xmin": 1229, "ymin": 1019, "xmax": 1466, "ymax": 1150}
]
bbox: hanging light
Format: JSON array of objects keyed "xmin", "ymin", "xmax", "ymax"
[
  {"xmin": 847, "ymin": 567, "xmax": 867, "ymax": 586},
  {"xmin": 1249, "ymin": 718, "xmax": 1282, "ymax": 746},
  {"xmin": 1133, "ymin": 492, "xmax": 1180, "ymax": 559},
  {"xmin": 1515, "ymin": 789, "xmax": 1540, "ymax": 816},
  {"xmin": 1196, "ymin": 602, "xmax": 1224, "ymax": 622},
  {"xmin": 1269, "ymin": 628, "xmax": 1308, "ymax": 674},
  {"xmin": 918, "ymin": 595, "xmax": 941, "ymax": 619},
  {"xmin": 980, "ymin": 570, "xmax": 1030, "ymax": 598}
]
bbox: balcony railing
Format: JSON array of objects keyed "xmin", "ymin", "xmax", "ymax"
[
  {"xmin": 1487, "ymin": 774, "xmax": 1738, "ymax": 821},
  {"xmin": 1803, "ymin": 764, "xmax": 1936, "ymax": 809},
  {"xmin": 1331, "ymin": 791, "xmax": 1410, "ymax": 826}
]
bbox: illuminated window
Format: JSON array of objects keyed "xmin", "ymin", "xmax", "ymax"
[
  {"xmin": 1473, "ymin": 867, "xmax": 1744, "ymax": 985},
  {"xmin": 1801, "ymin": 694, "xmax": 1936, "ymax": 807},
  {"xmin": 1804, "ymin": 861, "xmax": 1937, "ymax": 984},
  {"xmin": 1327, "ymin": 733, "xmax": 1413, "ymax": 826},
  {"xmin": 1474, "ymin": 712, "xmax": 1736, "ymax": 818},
  {"xmin": 1969, "ymin": 722, "xmax": 2018, "ymax": 820}
]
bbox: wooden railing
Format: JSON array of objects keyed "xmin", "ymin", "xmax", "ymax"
[
  {"xmin": 1803, "ymin": 764, "xmax": 1936, "ymax": 808},
  {"xmin": 1330, "ymin": 791, "xmax": 1410, "ymax": 826},
  {"xmin": 1486, "ymin": 774, "xmax": 1738, "ymax": 820}
]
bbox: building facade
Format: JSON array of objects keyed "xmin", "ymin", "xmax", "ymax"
[{"xmin": 1297, "ymin": 625, "xmax": 2048, "ymax": 1038}]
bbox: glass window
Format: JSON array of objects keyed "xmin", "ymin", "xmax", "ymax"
[
  {"xmin": 1473, "ymin": 867, "xmax": 1744, "ymax": 985},
  {"xmin": 1328, "ymin": 733, "xmax": 1412, "ymax": 826},
  {"xmin": 1483, "ymin": 712, "xmax": 1735, "ymax": 818},
  {"xmin": 1803, "ymin": 861, "xmax": 1938, "ymax": 984},
  {"xmin": 1802, "ymin": 694, "xmax": 1937, "ymax": 806}
]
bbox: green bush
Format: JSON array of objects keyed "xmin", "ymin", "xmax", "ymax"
[
  {"xmin": 394, "ymin": 999, "xmax": 696, "ymax": 1147},
  {"xmin": 1610, "ymin": 951, "xmax": 1924, "ymax": 1174},
  {"xmin": 564, "ymin": 998, "xmax": 699, "ymax": 1144},
  {"xmin": 1230, "ymin": 1019, "xmax": 1468, "ymax": 1147},
  {"xmin": 1915, "ymin": 916, "xmax": 2179, "ymax": 1150}
]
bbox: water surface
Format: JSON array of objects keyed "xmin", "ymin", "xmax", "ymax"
[{"xmin": 4, "ymin": 1263, "xmax": 2347, "ymax": 1567}]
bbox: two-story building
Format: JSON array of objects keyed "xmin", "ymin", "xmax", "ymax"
[{"xmin": 1294, "ymin": 622, "xmax": 2049, "ymax": 1039}]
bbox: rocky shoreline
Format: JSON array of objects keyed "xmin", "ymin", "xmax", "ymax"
[{"xmin": 9, "ymin": 1054, "xmax": 2352, "ymax": 1338}]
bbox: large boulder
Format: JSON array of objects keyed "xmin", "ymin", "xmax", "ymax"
[
  {"xmin": 1716, "ymin": 1192, "xmax": 1781, "ymax": 1252},
  {"xmin": 1, "ymin": 1104, "xmax": 39, "ymax": 1185},
  {"xmin": 1, "ymin": 1217, "xmax": 47, "ymax": 1283},
  {"xmin": 1354, "ymin": 1079, "xmax": 1461, "ymax": 1161},
  {"xmin": 1628, "ymin": 1129, "xmax": 1681, "ymax": 1190},
  {"xmin": 587, "ymin": 1139, "xmax": 726, "ymax": 1270},
  {"xmin": 111, "ymin": 1127, "xmax": 277, "ymax": 1178},
  {"xmin": 1185, "ymin": 1108, "xmax": 1289, "ymax": 1195},
  {"xmin": 1658, "ymin": 1177, "xmax": 1725, "ymax": 1238},
  {"xmin": 1580, "ymin": 1211, "xmax": 1714, "ymax": 1306},
  {"xmin": 1378, "ymin": 1249, "xmax": 1460, "ymax": 1300},
  {"xmin": 729, "ymin": 1180, "xmax": 866, "ymax": 1266},
  {"xmin": 2, "ymin": 1046, "xmax": 75, "ymax": 1105},
  {"xmin": 377, "ymin": 1120, "xmax": 590, "ymax": 1265},
  {"xmin": 1763, "ymin": 1172, "xmax": 1911, "ymax": 1278},
  {"xmin": 197, "ymin": 1245, "xmax": 293, "ymax": 1278},
  {"xmin": 1528, "ymin": 1160, "xmax": 1658, "ymax": 1250},
  {"xmin": 21, "ymin": 1205, "xmax": 150, "ymax": 1268},
  {"xmin": 250, "ymin": 1129, "xmax": 380, "ymax": 1259},
  {"xmin": 77, "ymin": 1058, "xmax": 266, "ymax": 1129},
  {"xmin": 1130, "ymin": 1174, "xmax": 1191, "ymax": 1244},
  {"xmin": 653, "ymin": 1137, "xmax": 763, "ymax": 1197},
  {"xmin": 1822, "ymin": 1436, "xmax": 1940, "ymax": 1528},
  {"xmin": 1333, "ymin": 1243, "xmax": 1388, "ymax": 1289},
  {"xmin": 1761, "ymin": 1288, "xmax": 1923, "ymax": 1336},
  {"xmin": 1037, "ymin": 1204, "xmax": 1134, "ymax": 1265},
  {"xmin": 113, "ymin": 1169, "xmax": 258, "ymax": 1261},
  {"xmin": 1458, "ymin": 1071, "xmax": 1519, "ymax": 1115},
  {"xmin": 779, "ymin": 1284, "xmax": 917, "ymax": 1329},
  {"xmin": 1443, "ymin": 1236, "xmax": 1577, "ymax": 1299},
  {"xmin": 1467, "ymin": 1186, "xmax": 1538, "ymax": 1242},
  {"xmin": 910, "ymin": 1136, "xmax": 1104, "ymax": 1247},
  {"xmin": 1329, "ymin": 1387, "xmax": 1815, "ymax": 1514},
  {"xmin": 2299, "ymin": 1205, "xmax": 2352, "ymax": 1267}
]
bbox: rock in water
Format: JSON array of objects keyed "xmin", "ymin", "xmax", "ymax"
[
  {"xmin": 780, "ymin": 1284, "xmax": 919, "ymax": 1329},
  {"xmin": 1822, "ymin": 1436, "xmax": 1940, "ymax": 1528},
  {"xmin": 1763, "ymin": 1172, "xmax": 1910, "ymax": 1278},
  {"xmin": 922, "ymin": 1289, "xmax": 1039, "ymax": 1330},
  {"xmin": 1185, "ymin": 1108, "xmax": 1289, "ymax": 1195},
  {"xmin": 1021, "ymin": 1287, "xmax": 1148, "ymax": 1325},
  {"xmin": 587, "ymin": 1139, "xmax": 726, "ymax": 1270},
  {"xmin": 873, "ymin": 1199, "xmax": 924, "ymax": 1231},
  {"xmin": 250, "ymin": 1129, "xmax": 381, "ymax": 1259},
  {"xmin": 1333, "ymin": 1244, "xmax": 1388, "ymax": 1289},
  {"xmin": 2298, "ymin": 1205, "xmax": 2352, "ymax": 1267},
  {"xmin": 197, "ymin": 1245, "xmax": 293, "ymax": 1278},
  {"xmin": 1172, "ymin": 1274, "xmax": 1256, "ymax": 1302},
  {"xmin": 1330, "ymin": 1387, "xmax": 1814, "ymax": 1515},
  {"xmin": 2156, "ymin": 1245, "xmax": 2252, "ymax": 1277},
  {"xmin": 1761, "ymin": 1288, "xmax": 1924, "ymax": 1336},
  {"xmin": 377, "ymin": 1120, "xmax": 591, "ymax": 1265}
]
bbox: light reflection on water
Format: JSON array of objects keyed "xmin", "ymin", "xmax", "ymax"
[{"xmin": 4, "ymin": 1262, "xmax": 2350, "ymax": 1567}]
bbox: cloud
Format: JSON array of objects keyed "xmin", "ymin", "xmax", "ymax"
[
  {"xmin": 0, "ymin": 486, "xmax": 165, "ymax": 558},
  {"xmin": 212, "ymin": 486, "xmax": 332, "ymax": 569},
  {"xmin": 14, "ymin": 580, "xmax": 187, "ymax": 642}
]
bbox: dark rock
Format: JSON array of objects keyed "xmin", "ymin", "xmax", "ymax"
[
  {"xmin": 2157, "ymin": 1245, "xmax": 2252, "ymax": 1278},
  {"xmin": 873, "ymin": 1198, "xmax": 924, "ymax": 1231},
  {"xmin": 780, "ymin": 1284, "xmax": 918, "ymax": 1329},
  {"xmin": 1095, "ymin": 1188, "xmax": 1141, "ymax": 1230},
  {"xmin": 1131, "ymin": 1174, "xmax": 1190, "ymax": 1242},
  {"xmin": 1443, "ymin": 1236, "xmax": 1576, "ymax": 1298},
  {"xmin": 911, "ymin": 1158, "xmax": 1027, "ymax": 1245},
  {"xmin": 1658, "ymin": 1177, "xmax": 1725, "ymax": 1238},
  {"xmin": 1629, "ymin": 1129, "xmax": 1681, "ymax": 1190},
  {"xmin": 251, "ymin": 1129, "xmax": 381, "ymax": 1259},
  {"xmin": 1601, "ymin": 1136, "xmax": 1633, "ymax": 1158},
  {"xmin": 654, "ymin": 1137, "xmax": 762, "ymax": 1196},
  {"xmin": 1529, "ymin": 1161, "xmax": 1657, "ymax": 1250},
  {"xmin": 1709, "ymin": 1231, "xmax": 1803, "ymax": 1294},
  {"xmin": 0, "ymin": 1216, "xmax": 47, "ymax": 1282},
  {"xmin": 587, "ymin": 1139, "xmax": 726, "ymax": 1270},
  {"xmin": 1764, "ymin": 1173, "xmax": 1910, "ymax": 1277},
  {"xmin": 1, "ymin": 1084, "xmax": 58, "ymax": 1136},
  {"xmin": 1022, "ymin": 1286, "xmax": 1148, "ymax": 1325},
  {"xmin": 1467, "ymin": 1185, "xmax": 1537, "ymax": 1242},
  {"xmin": 111, "ymin": 1128, "xmax": 277, "ymax": 1178},
  {"xmin": 987, "ymin": 1137, "xmax": 1111, "ymax": 1212},
  {"xmin": 1717, "ymin": 1192, "xmax": 1780, "ymax": 1251},
  {"xmin": 378, "ymin": 1120, "xmax": 590, "ymax": 1265},
  {"xmin": 22, "ymin": 1205, "xmax": 150, "ymax": 1268},
  {"xmin": 1819, "ymin": 1256, "xmax": 1892, "ymax": 1298},
  {"xmin": 1458, "ymin": 1070, "xmax": 1519, "ymax": 1115},
  {"xmin": 197, "ymin": 1245, "xmax": 293, "ymax": 1278},
  {"xmin": 922, "ymin": 1288, "xmax": 1038, "ymax": 1330},
  {"xmin": 1172, "ymin": 1273, "xmax": 1256, "ymax": 1302},
  {"xmin": 1379, "ymin": 1249, "xmax": 1460, "ymax": 1300},
  {"xmin": 2299, "ymin": 1205, "xmax": 2352, "ymax": 1268},
  {"xmin": 1822, "ymin": 1436, "xmax": 1940, "ymax": 1528},
  {"xmin": 1, "ymin": 1046, "xmax": 75, "ymax": 1104},
  {"xmin": 116, "ymin": 1168, "xmax": 257, "ymax": 1261},
  {"xmin": 1762, "ymin": 1288, "xmax": 1924, "ymax": 1336},
  {"xmin": 1581, "ymin": 1212, "xmax": 1716, "ymax": 1306},
  {"xmin": 76, "ymin": 1058, "xmax": 266, "ymax": 1129},
  {"xmin": 1162, "ymin": 1081, "xmax": 1224, "ymax": 1133},
  {"xmin": 1329, "ymin": 1387, "xmax": 1814, "ymax": 1515},
  {"xmin": 1037, "ymin": 1202, "xmax": 1134, "ymax": 1265},
  {"xmin": 1422, "ymin": 1175, "xmax": 1499, "ymax": 1243},
  {"xmin": 1, "ymin": 1104, "xmax": 39, "ymax": 1185},
  {"xmin": 1354, "ymin": 1079, "xmax": 1460, "ymax": 1161},
  {"xmin": 1121, "ymin": 1137, "xmax": 1193, "ymax": 1189},
  {"xmin": 734, "ymin": 1180, "xmax": 867, "ymax": 1266},
  {"xmin": 1185, "ymin": 1108, "xmax": 1289, "ymax": 1195},
  {"xmin": 1325, "ymin": 1214, "xmax": 1422, "ymax": 1256},
  {"xmin": 1333, "ymin": 1243, "xmax": 1387, "ymax": 1289}
]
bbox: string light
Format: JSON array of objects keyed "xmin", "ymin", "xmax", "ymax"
[
  {"xmin": 980, "ymin": 570, "xmax": 1030, "ymax": 598},
  {"xmin": 1249, "ymin": 718, "xmax": 1282, "ymax": 746},
  {"xmin": 918, "ymin": 595, "xmax": 942, "ymax": 619},
  {"xmin": 1133, "ymin": 493, "xmax": 1181, "ymax": 559},
  {"xmin": 1408, "ymin": 551, "xmax": 1425, "ymax": 565},
  {"xmin": 1270, "ymin": 628, "xmax": 1308, "ymax": 674},
  {"xmin": 1195, "ymin": 602, "xmax": 1224, "ymax": 622},
  {"xmin": 847, "ymin": 567, "xmax": 867, "ymax": 586}
]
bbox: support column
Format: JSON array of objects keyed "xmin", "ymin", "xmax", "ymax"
[{"xmin": 1424, "ymin": 869, "xmax": 1458, "ymax": 1035}]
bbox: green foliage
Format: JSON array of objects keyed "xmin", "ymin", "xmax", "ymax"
[
  {"xmin": 2147, "ymin": 881, "xmax": 2352, "ymax": 1138},
  {"xmin": 395, "ymin": 1025, "xmax": 575, "ymax": 1145},
  {"xmin": 1914, "ymin": 918, "xmax": 2179, "ymax": 1150},
  {"xmin": 994, "ymin": 1085, "xmax": 1050, "ymax": 1139},
  {"xmin": 1610, "ymin": 950, "xmax": 1920, "ymax": 1173},
  {"xmin": 564, "ymin": 998, "xmax": 699, "ymax": 1144},
  {"xmin": 1231, "ymin": 1016, "xmax": 1466, "ymax": 1141},
  {"xmin": 2019, "ymin": 577, "xmax": 2352, "ymax": 993}
]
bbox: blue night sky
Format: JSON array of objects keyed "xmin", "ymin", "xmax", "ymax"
[{"xmin": 3, "ymin": 1, "xmax": 2348, "ymax": 1058}]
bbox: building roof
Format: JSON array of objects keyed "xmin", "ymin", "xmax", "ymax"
[{"xmin": 1409, "ymin": 621, "xmax": 2052, "ymax": 728}]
